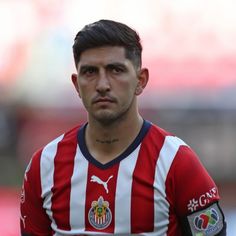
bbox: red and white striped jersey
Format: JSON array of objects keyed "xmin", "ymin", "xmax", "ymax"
[{"xmin": 20, "ymin": 120, "xmax": 224, "ymax": 235}]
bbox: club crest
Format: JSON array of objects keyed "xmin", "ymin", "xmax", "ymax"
[{"xmin": 88, "ymin": 196, "xmax": 112, "ymax": 230}]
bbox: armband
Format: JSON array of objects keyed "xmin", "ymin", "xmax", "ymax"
[{"xmin": 182, "ymin": 202, "xmax": 226, "ymax": 235}]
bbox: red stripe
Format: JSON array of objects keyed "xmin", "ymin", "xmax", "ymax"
[
  {"xmin": 51, "ymin": 127, "xmax": 79, "ymax": 230},
  {"xmin": 166, "ymin": 146, "xmax": 220, "ymax": 217},
  {"xmin": 131, "ymin": 125, "xmax": 166, "ymax": 233},
  {"xmin": 165, "ymin": 146, "xmax": 220, "ymax": 235},
  {"xmin": 85, "ymin": 163, "xmax": 119, "ymax": 233},
  {"xmin": 22, "ymin": 149, "xmax": 53, "ymax": 234}
]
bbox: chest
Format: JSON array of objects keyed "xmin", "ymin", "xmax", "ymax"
[{"xmin": 42, "ymin": 145, "xmax": 172, "ymax": 235}]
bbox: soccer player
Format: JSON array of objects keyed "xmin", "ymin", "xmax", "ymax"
[{"xmin": 20, "ymin": 19, "xmax": 227, "ymax": 235}]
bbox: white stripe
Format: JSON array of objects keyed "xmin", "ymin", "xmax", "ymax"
[
  {"xmin": 114, "ymin": 145, "xmax": 141, "ymax": 234},
  {"xmin": 53, "ymin": 231, "xmax": 109, "ymax": 236},
  {"xmin": 70, "ymin": 145, "xmax": 89, "ymax": 230},
  {"xmin": 153, "ymin": 136, "xmax": 188, "ymax": 236},
  {"xmin": 40, "ymin": 134, "xmax": 64, "ymax": 230}
]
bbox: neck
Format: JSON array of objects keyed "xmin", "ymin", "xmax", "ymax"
[
  {"xmin": 88, "ymin": 114, "xmax": 143, "ymax": 141},
  {"xmin": 85, "ymin": 110, "xmax": 143, "ymax": 164}
]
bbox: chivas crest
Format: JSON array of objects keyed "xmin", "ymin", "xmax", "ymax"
[{"xmin": 88, "ymin": 196, "xmax": 112, "ymax": 230}]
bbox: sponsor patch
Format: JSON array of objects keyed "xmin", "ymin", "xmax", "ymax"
[
  {"xmin": 187, "ymin": 203, "xmax": 224, "ymax": 236},
  {"xmin": 187, "ymin": 187, "xmax": 218, "ymax": 212},
  {"xmin": 88, "ymin": 196, "xmax": 112, "ymax": 230}
]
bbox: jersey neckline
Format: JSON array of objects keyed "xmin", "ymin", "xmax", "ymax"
[{"xmin": 77, "ymin": 120, "xmax": 151, "ymax": 169}]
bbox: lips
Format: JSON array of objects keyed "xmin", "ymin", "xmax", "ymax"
[{"xmin": 93, "ymin": 96, "xmax": 115, "ymax": 104}]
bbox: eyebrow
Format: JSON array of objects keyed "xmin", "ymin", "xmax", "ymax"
[
  {"xmin": 105, "ymin": 62, "xmax": 128, "ymax": 72},
  {"xmin": 79, "ymin": 62, "xmax": 128, "ymax": 72},
  {"xmin": 106, "ymin": 62, "xmax": 127, "ymax": 69}
]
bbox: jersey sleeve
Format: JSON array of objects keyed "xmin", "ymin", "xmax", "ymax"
[
  {"xmin": 166, "ymin": 145, "xmax": 226, "ymax": 235},
  {"xmin": 20, "ymin": 149, "xmax": 52, "ymax": 236}
]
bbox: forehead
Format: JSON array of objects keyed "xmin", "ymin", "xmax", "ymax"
[{"xmin": 77, "ymin": 46, "xmax": 129, "ymax": 67}]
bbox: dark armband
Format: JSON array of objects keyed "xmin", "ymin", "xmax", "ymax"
[{"xmin": 181, "ymin": 202, "xmax": 227, "ymax": 235}]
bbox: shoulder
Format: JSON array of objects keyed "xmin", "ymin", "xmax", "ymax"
[
  {"xmin": 145, "ymin": 122, "xmax": 189, "ymax": 154},
  {"xmin": 166, "ymin": 142, "xmax": 219, "ymax": 216},
  {"xmin": 147, "ymin": 122, "xmax": 215, "ymax": 197},
  {"xmin": 143, "ymin": 122, "xmax": 172, "ymax": 148},
  {"xmin": 147, "ymin": 122, "xmax": 172, "ymax": 138},
  {"xmin": 35, "ymin": 124, "xmax": 82, "ymax": 155},
  {"xmin": 28, "ymin": 124, "xmax": 84, "ymax": 171},
  {"xmin": 23, "ymin": 124, "xmax": 84, "ymax": 192}
]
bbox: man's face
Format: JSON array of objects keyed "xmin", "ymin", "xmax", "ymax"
[{"xmin": 72, "ymin": 46, "xmax": 144, "ymax": 124}]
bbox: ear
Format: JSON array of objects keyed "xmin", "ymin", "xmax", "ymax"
[
  {"xmin": 71, "ymin": 73, "xmax": 81, "ymax": 97},
  {"xmin": 135, "ymin": 68, "xmax": 149, "ymax": 95}
]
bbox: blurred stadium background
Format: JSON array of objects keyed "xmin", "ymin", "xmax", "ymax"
[{"xmin": 0, "ymin": 0, "xmax": 236, "ymax": 235}]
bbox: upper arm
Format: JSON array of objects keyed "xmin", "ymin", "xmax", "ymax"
[
  {"xmin": 166, "ymin": 145, "xmax": 226, "ymax": 235},
  {"xmin": 20, "ymin": 150, "xmax": 52, "ymax": 236}
]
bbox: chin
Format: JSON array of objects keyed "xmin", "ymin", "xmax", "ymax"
[
  {"xmin": 93, "ymin": 110, "xmax": 120, "ymax": 125},
  {"xmin": 91, "ymin": 103, "xmax": 132, "ymax": 125}
]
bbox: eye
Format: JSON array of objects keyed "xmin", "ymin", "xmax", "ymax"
[
  {"xmin": 80, "ymin": 66, "xmax": 97, "ymax": 76},
  {"xmin": 85, "ymin": 67, "xmax": 96, "ymax": 75},
  {"xmin": 112, "ymin": 67, "xmax": 123, "ymax": 73},
  {"xmin": 109, "ymin": 65, "xmax": 126, "ymax": 74}
]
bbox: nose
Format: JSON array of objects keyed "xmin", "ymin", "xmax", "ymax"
[{"xmin": 96, "ymin": 71, "xmax": 111, "ymax": 94}]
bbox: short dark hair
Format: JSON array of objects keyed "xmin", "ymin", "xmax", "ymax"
[{"xmin": 72, "ymin": 19, "xmax": 142, "ymax": 69}]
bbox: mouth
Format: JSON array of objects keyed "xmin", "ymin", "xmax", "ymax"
[{"xmin": 93, "ymin": 97, "xmax": 115, "ymax": 104}]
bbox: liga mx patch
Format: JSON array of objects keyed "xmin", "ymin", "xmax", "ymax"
[
  {"xmin": 88, "ymin": 196, "xmax": 112, "ymax": 230},
  {"xmin": 187, "ymin": 203, "xmax": 224, "ymax": 236}
]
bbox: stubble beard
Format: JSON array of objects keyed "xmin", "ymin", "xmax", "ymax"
[{"xmin": 90, "ymin": 100, "xmax": 134, "ymax": 126}]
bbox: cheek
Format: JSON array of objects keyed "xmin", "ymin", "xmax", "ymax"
[
  {"xmin": 117, "ymin": 78, "xmax": 137, "ymax": 93},
  {"xmin": 77, "ymin": 86, "xmax": 91, "ymax": 105},
  {"xmin": 80, "ymin": 90, "xmax": 90, "ymax": 101},
  {"xmin": 78, "ymin": 82, "xmax": 91, "ymax": 96},
  {"xmin": 80, "ymin": 95, "xmax": 91, "ymax": 110},
  {"xmin": 117, "ymin": 86, "xmax": 136, "ymax": 105}
]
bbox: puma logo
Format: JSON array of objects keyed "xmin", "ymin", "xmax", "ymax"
[{"xmin": 90, "ymin": 175, "xmax": 113, "ymax": 194}]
